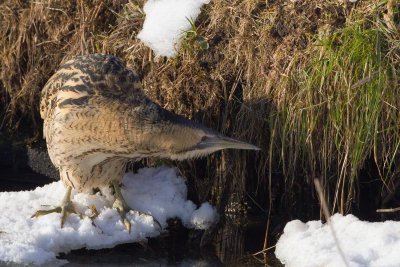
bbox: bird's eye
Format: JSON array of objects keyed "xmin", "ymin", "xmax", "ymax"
[{"xmin": 201, "ymin": 136, "xmax": 207, "ymax": 141}]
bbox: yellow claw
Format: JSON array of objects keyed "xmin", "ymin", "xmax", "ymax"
[
  {"xmin": 111, "ymin": 180, "xmax": 162, "ymax": 232},
  {"xmin": 31, "ymin": 186, "xmax": 82, "ymax": 228},
  {"xmin": 88, "ymin": 205, "xmax": 99, "ymax": 219}
]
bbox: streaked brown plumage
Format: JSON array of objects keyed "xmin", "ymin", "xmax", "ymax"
[{"xmin": 37, "ymin": 53, "xmax": 259, "ymax": 228}]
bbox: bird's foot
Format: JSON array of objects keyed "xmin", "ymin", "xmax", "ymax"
[
  {"xmin": 111, "ymin": 180, "xmax": 162, "ymax": 232},
  {"xmin": 88, "ymin": 205, "xmax": 99, "ymax": 219},
  {"xmin": 31, "ymin": 186, "xmax": 82, "ymax": 228}
]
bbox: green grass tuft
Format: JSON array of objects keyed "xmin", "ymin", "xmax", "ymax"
[{"xmin": 269, "ymin": 3, "xmax": 400, "ymax": 213}]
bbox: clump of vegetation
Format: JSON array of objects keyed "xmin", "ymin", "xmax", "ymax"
[
  {"xmin": 1, "ymin": 0, "xmax": 400, "ymax": 262},
  {"xmin": 271, "ymin": 1, "xmax": 400, "ymax": 215},
  {"xmin": 181, "ymin": 17, "xmax": 209, "ymax": 52}
]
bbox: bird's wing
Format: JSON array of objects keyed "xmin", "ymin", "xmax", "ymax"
[{"xmin": 41, "ymin": 54, "xmax": 143, "ymax": 140}]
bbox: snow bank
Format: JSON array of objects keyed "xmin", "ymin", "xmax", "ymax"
[
  {"xmin": 0, "ymin": 166, "xmax": 218, "ymax": 265},
  {"xmin": 275, "ymin": 214, "xmax": 400, "ymax": 267},
  {"xmin": 137, "ymin": 0, "xmax": 210, "ymax": 59}
]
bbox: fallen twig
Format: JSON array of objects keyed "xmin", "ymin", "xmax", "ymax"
[
  {"xmin": 252, "ymin": 245, "xmax": 276, "ymax": 256},
  {"xmin": 376, "ymin": 207, "xmax": 400, "ymax": 213}
]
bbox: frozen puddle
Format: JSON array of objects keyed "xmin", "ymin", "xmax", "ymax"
[{"xmin": 0, "ymin": 166, "xmax": 218, "ymax": 265}]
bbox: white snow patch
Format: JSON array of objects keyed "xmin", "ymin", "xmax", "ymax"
[
  {"xmin": 275, "ymin": 214, "xmax": 400, "ymax": 267},
  {"xmin": 0, "ymin": 166, "xmax": 218, "ymax": 265},
  {"xmin": 137, "ymin": 0, "xmax": 210, "ymax": 59},
  {"xmin": 190, "ymin": 202, "xmax": 219, "ymax": 230}
]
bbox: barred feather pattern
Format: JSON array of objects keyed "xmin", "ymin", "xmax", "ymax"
[{"xmin": 41, "ymin": 54, "xmax": 156, "ymax": 192}]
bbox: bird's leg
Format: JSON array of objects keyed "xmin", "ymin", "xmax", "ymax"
[
  {"xmin": 111, "ymin": 180, "xmax": 162, "ymax": 232},
  {"xmin": 31, "ymin": 186, "xmax": 82, "ymax": 228}
]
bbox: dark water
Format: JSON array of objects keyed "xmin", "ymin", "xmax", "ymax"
[{"xmin": 0, "ymin": 167, "xmax": 281, "ymax": 266}]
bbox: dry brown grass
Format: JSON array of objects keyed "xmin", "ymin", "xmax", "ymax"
[
  {"xmin": 1, "ymin": 0, "xmax": 400, "ymax": 257},
  {"xmin": 0, "ymin": 0, "xmax": 123, "ymax": 132}
]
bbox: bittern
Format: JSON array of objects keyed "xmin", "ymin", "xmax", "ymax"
[{"xmin": 33, "ymin": 54, "xmax": 259, "ymax": 231}]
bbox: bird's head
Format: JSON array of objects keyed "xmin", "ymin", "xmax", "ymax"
[
  {"xmin": 130, "ymin": 101, "xmax": 260, "ymax": 160},
  {"xmin": 169, "ymin": 131, "xmax": 260, "ymax": 160},
  {"xmin": 153, "ymin": 113, "xmax": 260, "ymax": 160}
]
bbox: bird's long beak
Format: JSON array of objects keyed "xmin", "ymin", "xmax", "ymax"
[{"xmin": 203, "ymin": 136, "xmax": 261, "ymax": 151}]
